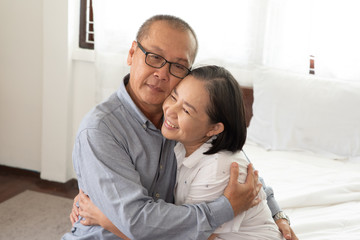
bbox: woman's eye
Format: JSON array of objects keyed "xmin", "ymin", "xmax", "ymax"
[
  {"xmin": 170, "ymin": 94, "xmax": 176, "ymax": 101},
  {"xmin": 183, "ymin": 109, "xmax": 190, "ymax": 115}
]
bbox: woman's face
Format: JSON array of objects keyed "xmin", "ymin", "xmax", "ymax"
[{"xmin": 161, "ymin": 75, "xmax": 222, "ymax": 155}]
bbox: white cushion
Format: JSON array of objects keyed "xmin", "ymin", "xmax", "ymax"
[{"xmin": 247, "ymin": 68, "xmax": 360, "ymax": 159}]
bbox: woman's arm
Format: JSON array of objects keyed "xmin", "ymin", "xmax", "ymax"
[{"xmin": 77, "ymin": 190, "xmax": 131, "ymax": 240}]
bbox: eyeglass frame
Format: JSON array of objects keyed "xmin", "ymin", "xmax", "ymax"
[{"xmin": 136, "ymin": 42, "xmax": 191, "ymax": 79}]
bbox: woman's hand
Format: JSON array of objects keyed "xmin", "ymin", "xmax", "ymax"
[
  {"xmin": 70, "ymin": 193, "xmax": 80, "ymax": 225},
  {"xmin": 276, "ymin": 219, "xmax": 299, "ymax": 240},
  {"xmin": 78, "ymin": 190, "xmax": 103, "ymax": 226},
  {"xmin": 207, "ymin": 234, "xmax": 219, "ymax": 240},
  {"xmin": 77, "ymin": 190, "xmax": 131, "ymax": 240}
]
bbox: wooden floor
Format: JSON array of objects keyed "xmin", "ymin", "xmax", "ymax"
[{"xmin": 0, "ymin": 165, "xmax": 79, "ymax": 204}]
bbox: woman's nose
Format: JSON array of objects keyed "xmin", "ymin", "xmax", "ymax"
[{"xmin": 166, "ymin": 102, "xmax": 180, "ymax": 117}]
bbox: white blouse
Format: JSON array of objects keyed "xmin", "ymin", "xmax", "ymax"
[{"xmin": 174, "ymin": 141, "xmax": 283, "ymax": 240}]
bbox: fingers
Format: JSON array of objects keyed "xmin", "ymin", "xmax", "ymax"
[
  {"xmin": 250, "ymin": 194, "xmax": 262, "ymax": 208},
  {"xmin": 276, "ymin": 219, "xmax": 293, "ymax": 240},
  {"xmin": 73, "ymin": 192, "xmax": 80, "ymax": 208},
  {"xmin": 70, "ymin": 191, "xmax": 82, "ymax": 226},
  {"xmin": 70, "ymin": 213, "xmax": 76, "ymax": 226},
  {"xmin": 70, "ymin": 206, "xmax": 79, "ymax": 225},
  {"xmin": 224, "ymin": 162, "xmax": 264, "ymax": 216},
  {"xmin": 72, "ymin": 199, "xmax": 79, "ymax": 215},
  {"xmin": 245, "ymin": 164, "xmax": 262, "ymax": 199},
  {"xmin": 80, "ymin": 189, "xmax": 86, "ymax": 196},
  {"xmin": 289, "ymin": 227, "xmax": 298, "ymax": 240},
  {"xmin": 71, "ymin": 189, "xmax": 98, "ymax": 227},
  {"xmin": 79, "ymin": 189, "xmax": 88, "ymax": 205},
  {"xmin": 245, "ymin": 164, "xmax": 256, "ymax": 185},
  {"xmin": 229, "ymin": 162, "xmax": 239, "ymax": 185},
  {"xmin": 282, "ymin": 227, "xmax": 292, "ymax": 240}
]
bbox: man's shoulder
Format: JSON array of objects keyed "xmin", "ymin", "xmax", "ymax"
[{"xmin": 77, "ymin": 92, "xmax": 128, "ymax": 133}]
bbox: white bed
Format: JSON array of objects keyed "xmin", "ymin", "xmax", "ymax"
[{"xmin": 240, "ymin": 68, "xmax": 360, "ymax": 240}]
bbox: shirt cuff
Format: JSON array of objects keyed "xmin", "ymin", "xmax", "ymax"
[
  {"xmin": 264, "ymin": 186, "xmax": 281, "ymax": 217},
  {"xmin": 207, "ymin": 195, "xmax": 234, "ymax": 228}
]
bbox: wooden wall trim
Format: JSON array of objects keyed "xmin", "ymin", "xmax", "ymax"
[{"xmin": 241, "ymin": 87, "xmax": 254, "ymax": 127}]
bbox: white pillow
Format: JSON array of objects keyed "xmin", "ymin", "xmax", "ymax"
[{"xmin": 247, "ymin": 68, "xmax": 360, "ymax": 159}]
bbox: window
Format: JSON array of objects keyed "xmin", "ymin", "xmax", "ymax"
[
  {"xmin": 79, "ymin": 0, "xmax": 94, "ymax": 49},
  {"xmin": 309, "ymin": 55, "xmax": 315, "ymax": 75},
  {"xmin": 263, "ymin": 0, "xmax": 360, "ymax": 80}
]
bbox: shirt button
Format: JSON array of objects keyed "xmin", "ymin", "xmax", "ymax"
[
  {"xmin": 155, "ymin": 193, "xmax": 160, "ymax": 198},
  {"xmin": 160, "ymin": 165, "xmax": 163, "ymax": 169}
]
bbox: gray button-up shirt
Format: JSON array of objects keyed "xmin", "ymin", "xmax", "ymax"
[{"xmin": 62, "ymin": 75, "xmax": 234, "ymax": 240}]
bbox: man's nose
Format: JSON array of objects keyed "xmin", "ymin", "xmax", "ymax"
[{"xmin": 154, "ymin": 62, "xmax": 171, "ymax": 81}]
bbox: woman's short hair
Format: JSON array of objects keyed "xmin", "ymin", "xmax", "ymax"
[{"xmin": 190, "ymin": 65, "xmax": 247, "ymax": 155}]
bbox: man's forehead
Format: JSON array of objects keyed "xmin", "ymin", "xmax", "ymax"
[{"xmin": 142, "ymin": 28, "xmax": 196, "ymax": 65}]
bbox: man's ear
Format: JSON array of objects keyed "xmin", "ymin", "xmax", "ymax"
[
  {"xmin": 206, "ymin": 122, "xmax": 224, "ymax": 137},
  {"xmin": 127, "ymin": 41, "xmax": 137, "ymax": 66}
]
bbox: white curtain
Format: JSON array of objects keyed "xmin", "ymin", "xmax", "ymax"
[
  {"xmin": 263, "ymin": 0, "xmax": 360, "ymax": 80},
  {"xmin": 92, "ymin": 0, "xmax": 265, "ymax": 101},
  {"xmin": 93, "ymin": 0, "xmax": 360, "ymax": 102}
]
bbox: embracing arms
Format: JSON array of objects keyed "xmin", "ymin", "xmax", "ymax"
[
  {"xmin": 71, "ymin": 162, "xmax": 261, "ymax": 239},
  {"xmin": 71, "ymin": 128, "xmax": 261, "ymax": 240}
]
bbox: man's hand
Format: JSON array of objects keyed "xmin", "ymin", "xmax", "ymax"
[
  {"xmin": 276, "ymin": 219, "xmax": 299, "ymax": 240},
  {"xmin": 223, "ymin": 163, "xmax": 262, "ymax": 215}
]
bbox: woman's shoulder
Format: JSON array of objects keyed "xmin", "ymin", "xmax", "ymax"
[
  {"xmin": 215, "ymin": 150, "xmax": 249, "ymax": 167},
  {"xmin": 199, "ymin": 151, "xmax": 248, "ymax": 179}
]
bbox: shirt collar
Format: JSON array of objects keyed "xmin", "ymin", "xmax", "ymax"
[{"xmin": 175, "ymin": 138, "xmax": 214, "ymax": 169}]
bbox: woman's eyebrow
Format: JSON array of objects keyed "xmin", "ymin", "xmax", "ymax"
[
  {"xmin": 174, "ymin": 88, "xmax": 197, "ymax": 113},
  {"xmin": 173, "ymin": 87, "xmax": 178, "ymax": 96}
]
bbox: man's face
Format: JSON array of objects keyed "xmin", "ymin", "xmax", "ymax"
[{"xmin": 126, "ymin": 21, "xmax": 197, "ymax": 112}]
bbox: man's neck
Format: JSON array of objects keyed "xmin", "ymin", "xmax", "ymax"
[
  {"xmin": 143, "ymin": 109, "xmax": 163, "ymax": 129},
  {"xmin": 125, "ymin": 80, "xmax": 163, "ymax": 129}
]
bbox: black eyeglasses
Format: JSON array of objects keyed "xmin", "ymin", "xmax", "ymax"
[{"xmin": 137, "ymin": 42, "xmax": 191, "ymax": 79}]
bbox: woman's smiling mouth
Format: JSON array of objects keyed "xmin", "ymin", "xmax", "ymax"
[{"xmin": 164, "ymin": 119, "xmax": 179, "ymax": 129}]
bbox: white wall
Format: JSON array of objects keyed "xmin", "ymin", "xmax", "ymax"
[
  {"xmin": 0, "ymin": 0, "xmax": 43, "ymax": 171},
  {"xmin": 0, "ymin": 0, "xmax": 97, "ymax": 182}
]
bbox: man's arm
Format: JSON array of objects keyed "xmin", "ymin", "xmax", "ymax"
[
  {"xmin": 74, "ymin": 128, "xmax": 239, "ymax": 240},
  {"xmin": 259, "ymin": 177, "xmax": 281, "ymax": 216},
  {"xmin": 242, "ymin": 150, "xmax": 281, "ymax": 216}
]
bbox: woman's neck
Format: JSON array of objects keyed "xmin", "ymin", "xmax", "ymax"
[{"xmin": 183, "ymin": 137, "xmax": 211, "ymax": 157}]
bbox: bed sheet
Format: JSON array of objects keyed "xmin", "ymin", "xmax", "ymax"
[{"xmin": 242, "ymin": 141, "xmax": 360, "ymax": 240}]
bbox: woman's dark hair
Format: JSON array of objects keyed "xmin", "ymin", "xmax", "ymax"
[{"xmin": 190, "ymin": 65, "xmax": 247, "ymax": 155}]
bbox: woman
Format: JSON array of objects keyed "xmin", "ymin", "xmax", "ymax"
[{"xmin": 76, "ymin": 65, "xmax": 283, "ymax": 240}]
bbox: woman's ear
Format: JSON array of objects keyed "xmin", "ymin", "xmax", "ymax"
[
  {"xmin": 127, "ymin": 41, "xmax": 137, "ymax": 66},
  {"xmin": 206, "ymin": 122, "xmax": 224, "ymax": 137}
]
